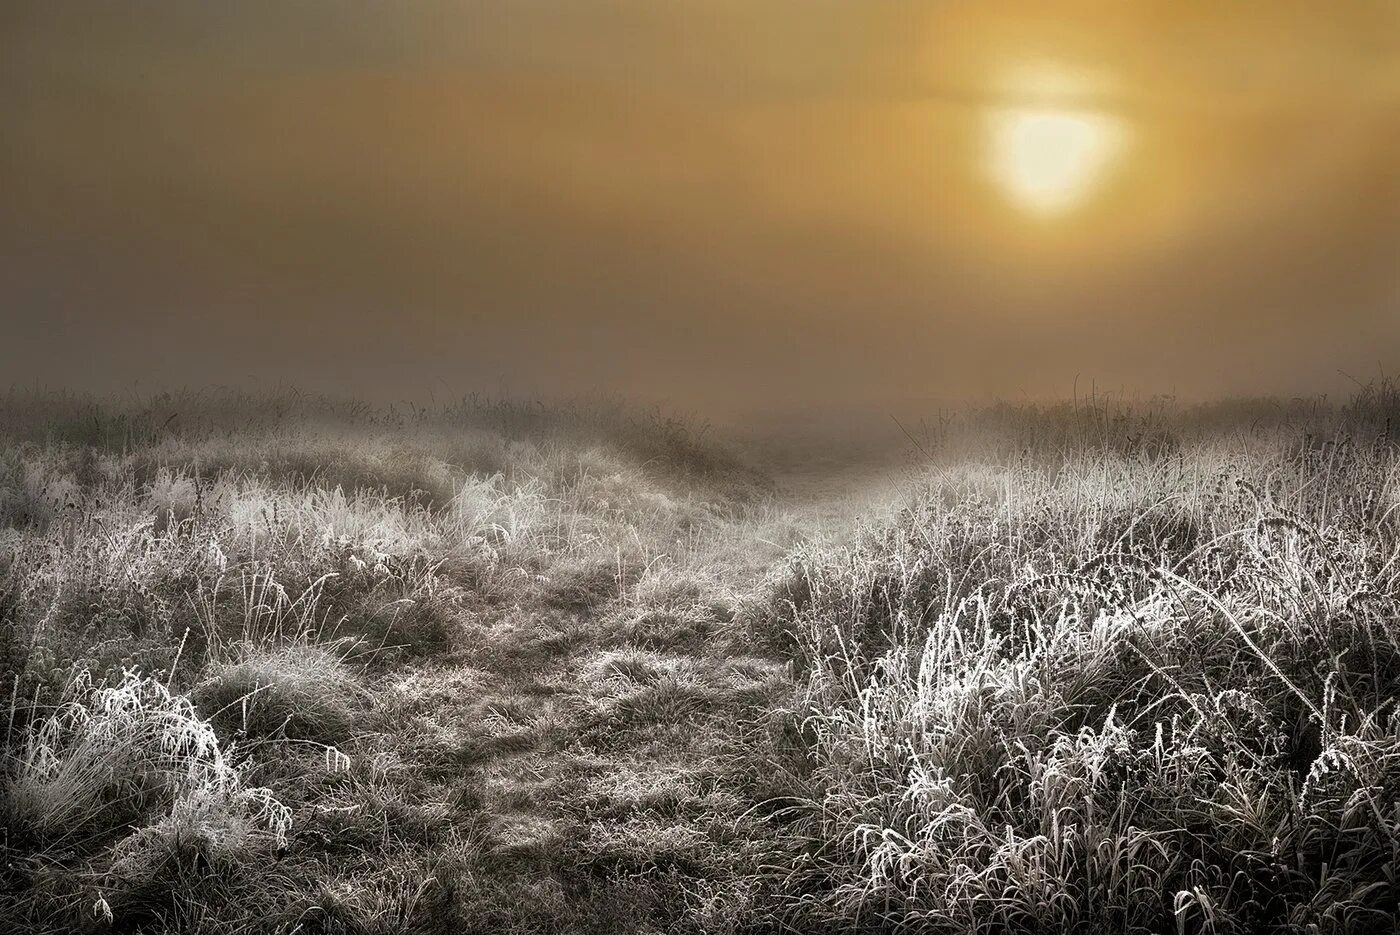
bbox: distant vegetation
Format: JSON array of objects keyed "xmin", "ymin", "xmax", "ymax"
[{"xmin": 4, "ymin": 386, "xmax": 1400, "ymax": 933}]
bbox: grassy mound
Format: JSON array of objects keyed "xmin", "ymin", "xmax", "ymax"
[{"xmin": 194, "ymin": 643, "xmax": 362, "ymax": 744}]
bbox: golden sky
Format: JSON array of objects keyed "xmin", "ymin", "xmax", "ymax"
[{"xmin": 3, "ymin": 2, "xmax": 1398, "ymax": 410}]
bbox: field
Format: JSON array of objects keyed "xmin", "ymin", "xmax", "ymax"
[{"xmin": 4, "ymin": 387, "xmax": 1400, "ymax": 934}]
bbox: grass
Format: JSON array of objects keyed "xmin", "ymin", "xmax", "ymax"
[
  {"xmin": 0, "ymin": 390, "xmax": 790, "ymax": 934},
  {"xmin": 6, "ymin": 669, "xmax": 289, "ymax": 854},
  {"xmin": 760, "ymin": 390, "xmax": 1400, "ymax": 933},
  {"xmin": 193, "ymin": 642, "xmax": 362, "ymax": 744},
  {"xmin": 3, "ymin": 386, "xmax": 1400, "ymax": 933}
]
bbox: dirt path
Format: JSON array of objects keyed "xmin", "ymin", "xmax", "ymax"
[
  {"xmin": 342, "ymin": 491, "xmax": 882, "ymax": 930},
  {"xmin": 351, "ymin": 460, "xmax": 914, "ymax": 930}
]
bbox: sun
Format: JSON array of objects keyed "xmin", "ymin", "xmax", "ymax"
[
  {"xmin": 989, "ymin": 108, "xmax": 1124, "ymax": 215},
  {"xmin": 983, "ymin": 61, "xmax": 1127, "ymax": 217}
]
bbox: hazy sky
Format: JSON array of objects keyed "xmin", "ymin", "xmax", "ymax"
[{"xmin": 3, "ymin": 2, "xmax": 1398, "ymax": 411}]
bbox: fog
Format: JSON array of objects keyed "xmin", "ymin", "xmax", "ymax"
[{"xmin": 4, "ymin": 2, "xmax": 1398, "ymax": 414}]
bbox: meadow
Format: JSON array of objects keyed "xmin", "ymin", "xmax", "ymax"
[{"xmin": 3, "ymin": 387, "xmax": 1399, "ymax": 934}]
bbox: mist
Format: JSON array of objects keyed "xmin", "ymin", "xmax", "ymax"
[{"xmin": 4, "ymin": 2, "xmax": 1398, "ymax": 413}]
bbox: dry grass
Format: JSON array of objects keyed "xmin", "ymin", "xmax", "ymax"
[
  {"xmin": 3, "ymin": 386, "xmax": 1400, "ymax": 933},
  {"xmin": 6, "ymin": 670, "xmax": 288, "ymax": 851},
  {"xmin": 760, "ymin": 392, "xmax": 1400, "ymax": 933},
  {"xmin": 0, "ymin": 391, "xmax": 783, "ymax": 933},
  {"xmin": 194, "ymin": 643, "xmax": 363, "ymax": 744}
]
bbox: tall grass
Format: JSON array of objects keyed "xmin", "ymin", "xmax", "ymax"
[
  {"xmin": 767, "ymin": 407, "xmax": 1400, "ymax": 933},
  {"xmin": 7, "ymin": 669, "xmax": 289, "ymax": 850},
  {"xmin": 0, "ymin": 391, "xmax": 776, "ymax": 932},
  {"xmin": 6, "ymin": 386, "xmax": 1400, "ymax": 932}
]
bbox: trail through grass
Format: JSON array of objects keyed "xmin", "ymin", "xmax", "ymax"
[
  {"xmin": 0, "ymin": 392, "xmax": 825, "ymax": 933},
  {"xmin": 6, "ymin": 387, "xmax": 1400, "ymax": 933}
]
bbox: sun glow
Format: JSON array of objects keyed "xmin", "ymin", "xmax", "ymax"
[
  {"xmin": 990, "ymin": 108, "xmax": 1124, "ymax": 215},
  {"xmin": 984, "ymin": 63, "xmax": 1127, "ymax": 216}
]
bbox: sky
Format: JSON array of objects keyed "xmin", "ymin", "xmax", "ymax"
[{"xmin": 3, "ymin": 2, "xmax": 1399, "ymax": 413}]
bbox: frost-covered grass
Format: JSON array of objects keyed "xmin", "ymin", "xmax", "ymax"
[
  {"xmin": 0, "ymin": 391, "xmax": 787, "ymax": 934},
  {"xmin": 5, "ymin": 386, "xmax": 1400, "ymax": 933},
  {"xmin": 761, "ymin": 388, "xmax": 1400, "ymax": 933}
]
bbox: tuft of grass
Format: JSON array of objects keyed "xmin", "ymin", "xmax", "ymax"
[
  {"xmin": 5, "ymin": 669, "xmax": 288, "ymax": 851},
  {"xmin": 97, "ymin": 788, "xmax": 293, "ymax": 932},
  {"xmin": 541, "ymin": 554, "xmax": 631, "ymax": 613},
  {"xmin": 194, "ymin": 643, "xmax": 362, "ymax": 744}
]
